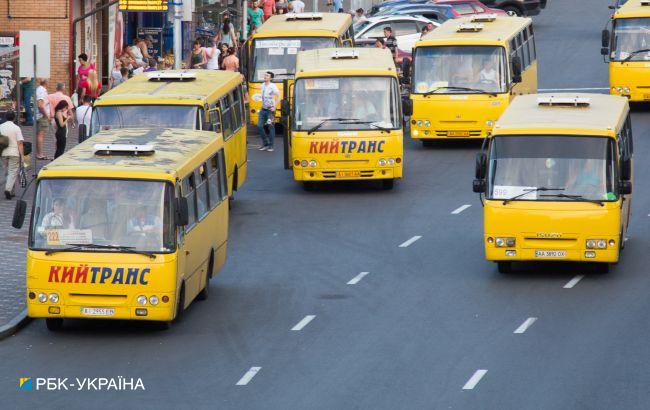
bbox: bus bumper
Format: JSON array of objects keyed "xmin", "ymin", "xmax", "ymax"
[
  {"xmin": 293, "ymin": 166, "xmax": 401, "ymax": 181},
  {"xmin": 484, "ymin": 238, "xmax": 620, "ymax": 263},
  {"xmin": 410, "ymin": 126, "xmax": 491, "ymax": 140}
]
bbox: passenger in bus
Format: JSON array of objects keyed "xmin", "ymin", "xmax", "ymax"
[
  {"xmin": 40, "ymin": 198, "xmax": 75, "ymax": 231},
  {"xmin": 567, "ymin": 159, "xmax": 605, "ymax": 198},
  {"xmin": 479, "ymin": 59, "xmax": 498, "ymax": 85},
  {"xmin": 127, "ymin": 207, "xmax": 162, "ymax": 236},
  {"xmin": 79, "ymin": 200, "xmax": 109, "ymax": 240}
]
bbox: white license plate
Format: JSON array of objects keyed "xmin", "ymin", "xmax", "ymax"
[
  {"xmin": 534, "ymin": 250, "xmax": 567, "ymax": 258},
  {"xmin": 80, "ymin": 307, "xmax": 115, "ymax": 316}
]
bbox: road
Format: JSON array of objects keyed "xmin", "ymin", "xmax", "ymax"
[{"xmin": 4, "ymin": 1, "xmax": 650, "ymax": 408}]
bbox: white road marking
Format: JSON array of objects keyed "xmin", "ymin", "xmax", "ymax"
[
  {"xmin": 563, "ymin": 275, "xmax": 585, "ymax": 289},
  {"xmin": 463, "ymin": 370, "xmax": 488, "ymax": 390},
  {"xmin": 538, "ymin": 87, "xmax": 609, "ymax": 91},
  {"xmin": 514, "ymin": 317, "xmax": 537, "ymax": 334},
  {"xmin": 236, "ymin": 367, "xmax": 261, "ymax": 386},
  {"xmin": 399, "ymin": 236, "xmax": 422, "ymax": 248},
  {"xmin": 291, "ymin": 315, "xmax": 316, "ymax": 331},
  {"xmin": 347, "ymin": 272, "xmax": 369, "ymax": 285},
  {"xmin": 451, "ymin": 204, "xmax": 471, "ymax": 214}
]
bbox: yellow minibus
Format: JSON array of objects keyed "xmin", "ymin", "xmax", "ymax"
[
  {"xmin": 13, "ymin": 128, "xmax": 230, "ymax": 330},
  {"xmin": 601, "ymin": 0, "xmax": 650, "ymax": 101},
  {"xmin": 242, "ymin": 12, "xmax": 354, "ymax": 132},
  {"xmin": 409, "ymin": 15, "xmax": 537, "ymax": 145},
  {"xmin": 472, "ymin": 94, "xmax": 633, "ymax": 274},
  {"xmin": 91, "ymin": 70, "xmax": 246, "ymax": 197},
  {"xmin": 281, "ymin": 48, "xmax": 407, "ymax": 190}
]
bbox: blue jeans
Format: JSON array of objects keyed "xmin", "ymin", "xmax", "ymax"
[
  {"xmin": 22, "ymin": 92, "xmax": 33, "ymax": 124},
  {"xmin": 257, "ymin": 108, "xmax": 275, "ymax": 147}
]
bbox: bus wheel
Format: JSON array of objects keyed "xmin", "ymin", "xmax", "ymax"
[
  {"xmin": 303, "ymin": 182, "xmax": 315, "ymax": 191},
  {"xmin": 497, "ymin": 262, "xmax": 512, "ymax": 274},
  {"xmin": 174, "ymin": 284, "xmax": 185, "ymax": 322},
  {"xmin": 197, "ymin": 254, "xmax": 214, "ymax": 301},
  {"xmin": 46, "ymin": 318, "xmax": 63, "ymax": 331},
  {"xmin": 381, "ymin": 179, "xmax": 394, "ymax": 190}
]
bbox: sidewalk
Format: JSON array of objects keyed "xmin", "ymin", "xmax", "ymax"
[{"xmin": 0, "ymin": 122, "xmax": 79, "ymax": 339}]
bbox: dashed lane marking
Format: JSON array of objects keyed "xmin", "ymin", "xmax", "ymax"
[
  {"xmin": 514, "ymin": 317, "xmax": 537, "ymax": 334},
  {"xmin": 291, "ymin": 315, "xmax": 316, "ymax": 331},
  {"xmin": 463, "ymin": 370, "xmax": 488, "ymax": 390},
  {"xmin": 399, "ymin": 236, "xmax": 422, "ymax": 248},
  {"xmin": 347, "ymin": 272, "xmax": 369, "ymax": 285},
  {"xmin": 563, "ymin": 275, "xmax": 585, "ymax": 289},
  {"xmin": 236, "ymin": 367, "xmax": 261, "ymax": 386},
  {"xmin": 451, "ymin": 204, "xmax": 471, "ymax": 214}
]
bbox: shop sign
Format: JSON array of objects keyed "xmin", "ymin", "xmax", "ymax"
[{"xmin": 119, "ymin": 0, "xmax": 168, "ymax": 11}]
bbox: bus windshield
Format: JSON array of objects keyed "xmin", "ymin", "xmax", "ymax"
[
  {"xmin": 413, "ymin": 46, "xmax": 507, "ymax": 94},
  {"xmin": 611, "ymin": 17, "xmax": 650, "ymax": 61},
  {"xmin": 30, "ymin": 179, "xmax": 176, "ymax": 253},
  {"xmin": 293, "ymin": 76, "xmax": 400, "ymax": 132},
  {"xmin": 91, "ymin": 105, "xmax": 197, "ymax": 134},
  {"xmin": 487, "ymin": 136, "xmax": 617, "ymax": 202},
  {"xmin": 251, "ymin": 37, "xmax": 337, "ymax": 82}
]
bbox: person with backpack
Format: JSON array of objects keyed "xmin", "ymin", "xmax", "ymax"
[{"xmin": 0, "ymin": 111, "xmax": 25, "ymax": 199}]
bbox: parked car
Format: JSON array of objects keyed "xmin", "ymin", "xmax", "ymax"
[
  {"xmin": 480, "ymin": 0, "xmax": 543, "ymax": 16},
  {"xmin": 374, "ymin": 4, "xmax": 455, "ymax": 23},
  {"xmin": 431, "ymin": 0, "xmax": 507, "ymax": 16},
  {"xmin": 354, "ymin": 15, "xmax": 433, "ymax": 41},
  {"xmin": 370, "ymin": 0, "xmax": 430, "ymax": 16}
]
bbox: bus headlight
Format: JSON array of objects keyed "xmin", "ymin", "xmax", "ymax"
[
  {"xmin": 417, "ymin": 120, "xmax": 423, "ymax": 126},
  {"xmin": 486, "ymin": 120, "xmax": 493, "ymax": 127},
  {"xmin": 586, "ymin": 239, "xmax": 607, "ymax": 249},
  {"xmin": 616, "ymin": 87, "xmax": 623, "ymax": 93},
  {"xmin": 379, "ymin": 158, "xmax": 387, "ymax": 166},
  {"xmin": 137, "ymin": 295, "xmax": 147, "ymax": 306},
  {"xmin": 48, "ymin": 293, "xmax": 59, "ymax": 303},
  {"xmin": 149, "ymin": 296, "xmax": 159, "ymax": 306},
  {"xmin": 38, "ymin": 293, "xmax": 47, "ymax": 303},
  {"xmin": 495, "ymin": 237, "xmax": 515, "ymax": 247},
  {"xmin": 300, "ymin": 160, "xmax": 308, "ymax": 167},
  {"xmin": 424, "ymin": 120, "xmax": 430, "ymax": 127},
  {"xmin": 387, "ymin": 158, "xmax": 395, "ymax": 166},
  {"xmin": 309, "ymin": 160, "xmax": 317, "ymax": 167},
  {"xmin": 623, "ymin": 87, "xmax": 630, "ymax": 93}
]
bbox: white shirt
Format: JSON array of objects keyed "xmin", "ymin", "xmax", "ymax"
[
  {"xmin": 479, "ymin": 68, "xmax": 498, "ymax": 83},
  {"xmin": 0, "ymin": 121, "xmax": 24, "ymax": 157},
  {"xmin": 261, "ymin": 82, "xmax": 280, "ymax": 110},
  {"xmin": 76, "ymin": 105, "xmax": 92, "ymax": 137},
  {"xmin": 205, "ymin": 46, "xmax": 221, "ymax": 70},
  {"xmin": 291, "ymin": 0, "xmax": 305, "ymax": 13},
  {"xmin": 36, "ymin": 85, "xmax": 50, "ymax": 120}
]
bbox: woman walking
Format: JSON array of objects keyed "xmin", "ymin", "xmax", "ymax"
[
  {"xmin": 189, "ymin": 40, "xmax": 207, "ymax": 69},
  {"xmin": 82, "ymin": 70, "xmax": 102, "ymax": 100},
  {"xmin": 205, "ymin": 39, "xmax": 221, "ymax": 70},
  {"xmin": 53, "ymin": 101, "xmax": 70, "ymax": 159}
]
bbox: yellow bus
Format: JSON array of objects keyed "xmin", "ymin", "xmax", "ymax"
[
  {"xmin": 242, "ymin": 12, "xmax": 354, "ymax": 132},
  {"xmin": 91, "ymin": 70, "xmax": 247, "ymax": 198},
  {"xmin": 409, "ymin": 15, "xmax": 537, "ymax": 145},
  {"xmin": 472, "ymin": 94, "xmax": 633, "ymax": 274},
  {"xmin": 601, "ymin": 0, "xmax": 650, "ymax": 101},
  {"xmin": 282, "ymin": 48, "xmax": 406, "ymax": 190},
  {"xmin": 13, "ymin": 128, "xmax": 230, "ymax": 330}
]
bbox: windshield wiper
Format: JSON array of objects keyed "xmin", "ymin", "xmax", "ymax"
[
  {"xmin": 45, "ymin": 243, "xmax": 157, "ymax": 259},
  {"xmin": 422, "ymin": 86, "xmax": 497, "ymax": 97},
  {"xmin": 539, "ymin": 193, "xmax": 605, "ymax": 206},
  {"xmin": 307, "ymin": 118, "xmax": 359, "ymax": 134},
  {"xmin": 341, "ymin": 121, "xmax": 391, "ymax": 132},
  {"xmin": 502, "ymin": 187, "xmax": 565, "ymax": 205},
  {"xmin": 623, "ymin": 48, "xmax": 650, "ymax": 62}
]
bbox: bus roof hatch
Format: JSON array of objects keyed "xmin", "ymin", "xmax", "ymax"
[
  {"xmin": 457, "ymin": 23, "xmax": 484, "ymax": 32},
  {"xmin": 471, "ymin": 14, "xmax": 497, "ymax": 22},
  {"xmin": 286, "ymin": 12, "xmax": 323, "ymax": 20},
  {"xmin": 147, "ymin": 71, "xmax": 197, "ymax": 81},
  {"xmin": 331, "ymin": 49, "xmax": 359, "ymax": 59},
  {"xmin": 93, "ymin": 143, "xmax": 156, "ymax": 156},
  {"xmin": 537, "ymin": 96, "xmax": 591, "ymax": 107}
]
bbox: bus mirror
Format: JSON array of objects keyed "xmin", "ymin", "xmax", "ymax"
[
  {"xmin": 176, "ymin": 197, "xmax": 189, "ymax": 227},
  {"xmin": 601, "ymin": 47, "xmax": 609, "ymax": 56},
  {"xmin": 78, "ymin": 124, "xmax": 87, "ymax": 143},
  {"xmin": 619, "ymin": 180, "xmax": 632, "ymax": 195},
  {"xmin": 511, "ymin": 56, "xmax": 522, "ymax": 83},
  {"xmin": 402, "ymin": 97, "xmax": 413, "ymax": 117},
  {"xmin": 621, "ymin": 158, "xmax": 632, "ymax": 180},
  {"xmin": 281, "ymin": 98, "xmax": 290, "ymax": 117},
  {"xmin": 401, "ymin": 58, "xmax": 412, "ymax": 83},
  {"xmin": 608, "ymin": 5, "xmax": 616, "ymax": 9},
  {"xmin": 602, "ymin": 29, "xmax": 610, "ymax": 48},
  {"xmin": 475, "ymin": 152, "xmax": 487, "ymax": 179},
  {"xmin": 473, "ymin": 179, "xmax": 486, "ymax": 193},
  {"xmin": 12, "ymin": 199, "xmax": 27, "ymax": 229}
]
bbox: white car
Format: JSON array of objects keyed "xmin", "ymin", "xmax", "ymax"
[{"xmin": 353, "ymin": 15, "xmax": 438, "ymax": 42}]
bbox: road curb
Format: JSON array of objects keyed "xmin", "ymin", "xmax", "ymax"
[{"xmin": 0, "ymin": 309, "xmax": 31, "ymax": 341}]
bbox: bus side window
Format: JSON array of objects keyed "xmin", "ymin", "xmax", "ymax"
[
  {"xmin": 522, "ymin": 29, "xmax": 530, "ymax": 68},
  {"xmin": 218, "ymin": 150, "xmax": 228, "ymax": 199},
  {"xmin": 182, "ymin": 176, "xmax": 197, "ymax": 229},
  {"xmin": 528, "ymin": 26, "xmax": 536, "ymax": 61},
  {"xmin": 231, "ymin": 88, "xmax": 243, "ymax": 131},
  {"xmin": 202, "ymin": 107, "xmax": 213, "ymax": 131},
  {"xmin": 208, "ymin": 154, "xmax": 222, "ymax": 207},
  {"xmin": 195, "ymin": 165, "xmax": 209, "ymax": 219},
  {"xmin": 209, "ymin": 102, "xmax": 222, "ymax": 133},
  {"xmin": 220, "ymin": 96, "xmax": 234, "ymax": 139}
]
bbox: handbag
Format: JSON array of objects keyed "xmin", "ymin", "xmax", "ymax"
[
  {"xmin": 0, "ymin": 133, "xmax": 9, "ymax": 153},
  {"xmin": 18, "ymin": 161, "xmax": 27, "ymax": 188},
  {"xmin": 23, "ymin": 141, "xmax": 32, "ymax": 156}
]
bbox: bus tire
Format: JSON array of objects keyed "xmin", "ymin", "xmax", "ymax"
[
  {"xmin": 46, "ymin": 318, "xmax": 63, "ymax": 331},
  {"xmin": 381, "ymin": 179, "xmax": 394, "ymax": 190},
  {"xmin": 502, "ymin": 5, "xmax": 523, "ymax": 16},
  {"xmin": 197, "ymin": 253, "xmax": 214, "ymax": 301},
  {"xmin": 303, "ymin": 181, "xmax": 315, "ymax": 191},
  {"xmin": 497, "ymin": 262, "xmax": 512, "ymax": 274},
  {"xmin": 174, "ymin": 283, "xmax": 185, "ymax": 322},
  {"xmin": 233, "ymin": 167, "xmax": 239, "ymax": 192}
]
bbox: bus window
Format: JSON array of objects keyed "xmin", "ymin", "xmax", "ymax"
[
  {"xmin": 183, "ymin": 174, "xmax": 197, "ymax": 228},
  {"xmin": 231, "ymin": 88, "xmax": 243, "ymax": 130},
  {"xmin": 528, "ymin": 26, "xmax": 536, "ymax": 61},
  {"xmin": 251, "ymin": 37, "xmax": 337, "ymax": 82},
  {"xmin": 208, "ymin": 154, "xmax": 222, "ymax": 207},
  {"xmin": 218, "ymin": 150, "xmax": 228, "ymax": 199},
  {"xmin": 195, "ymin": 166, "xmax": 209, "ymax": 219},
  {"xmin": 220, "ymin": 96, "xmax": 234, "ymax": 138},
  {"xmin": 91, "ymin": 105, "xmax": 198, "ymax": 134}
]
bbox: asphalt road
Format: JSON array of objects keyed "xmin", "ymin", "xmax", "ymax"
[{"xmin": 4, "ymin": 1, "xmax": 650, "ymax": 408}]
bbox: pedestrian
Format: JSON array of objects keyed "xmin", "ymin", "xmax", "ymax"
[
  {"xmin": 276, "ymin": 0, "xmax": 289, "ymax": 14},
  {"xmin": 76, "ymin": 95, "xmax": 93, "ymax": 140},
  {"xmin": 20, "ymin": 77, "xmax": 35, "ymax": 126},
  {"xmin": 328, "ymin": 0, "xmax": 343, "ymax": 13},
  {"xmin": 257, "ymin": 71, "xmax": 279, "ymax": 152},
  {"xmin": 129, "ymin": 39, "xmax": 147, "ymax": 68},
  {"xmin": 144, "ymin": 58, "xmax": 158, "ymax": 72},
  {"xmin": 189, "ymin": 40, "xmax": 207, "ymax": 69},
  {"xmin": 137, "ymin": 35, "xmax": 154, "ymax": 63},
  {"xmin": 81, "ymin": 70, "xmax": 102, "ymax": 100},
  {"xmin": 218, "ymin": 43, "xmax": 229, "ymax": 69},
  {"xmin": 217, "ymin": 12, "xmax": 238, "ymax": 48},
  {"xmin": 426, "ymin": 22, "xmax": 434, "ymax": 32},
  {"xmin": 35, "ymin": 78, "xmax": 51, "ymax": 160},
  {"xmin": 47, "ymin": 82, "xmax": 74, "ymax": 119},
  {"xmin": 76, "ymin": 53, "xmax": 96, "ymax": 91},
  {"xmin": 383, "ymin": 26, "xmax": 397, "ymax": 57},
  {"xmin": 374, "ymin": 38, "xmax": 385, "ymax": 48},
  {"xmin": 353, "ymin": 8, "xmax": 367, "ymax": 24},
  {"xmin": 261, "ymin": 0, "xmax": 276, "ymax": 21},
  {"xmin": 0, "ymin": 111, "xmax": 25, "ymax": 199},
  {"xmin": 290, "ymin": 0, "xmax": 305, "ymax": 13},
  {"xmin": 222, "ymin": 47, "xmax": 240, "ymax": 72},
  {"xmin": 53, "ymin": 100, "xmax": 70, "ymax": 159},
  {"xmin": 205, "ymin": 39, "xmax": 221, "ymax": 70},
  {"xmin": 248, "ymin": 1, "xmax": 264, "ymax": 32},
  {"xmin": 420, "ymin": 26, "xmax": 430, "ymax": 39},
  {"xmin": 109, "ymin": 60, "xmax": 123, "ymax": 89}
]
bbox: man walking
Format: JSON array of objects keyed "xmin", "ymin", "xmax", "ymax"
[
  {"xmin": 257, "ymin": 71, "xmax": 279, "ymax": 152},
  {"xmin": 35, "ymin": 78, "xmax": 51, "ymax": 160},
  {"xmin": 76, "ymin": 95, "xmax": 93, "ymax": 141},
  {"xmin": 0, "ymin": 111, "xmax": 25, "ymax": 199},
  {"xmin": 20, "ymin": 77, "xmax": 35, "ymax": 126},
  {"xmin": 47, "ymin": 82, "xmax": 74, "ymax": 118}
]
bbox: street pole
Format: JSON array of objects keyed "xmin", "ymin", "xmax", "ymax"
[
  {"xmin": 242, "ymin": 0, "xmax": 248, "ymax": 41},
  {"xmin": 313, "ymin": 0, "xmax": 318, "ymax": 12},
  {"xmin": 174, "ymin": 1, "xmax": 183, "ymax": 69},
  {"xmin": 32, "ymin": 45, "xmax": 37, "ymax": 178}
]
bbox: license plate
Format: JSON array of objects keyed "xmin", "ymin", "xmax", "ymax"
[
  {"xmin": 338, "ymin": 171, "xmax": 360, "ymax": 178},
  {"xmin": 644, "ymin": 94, "xmax": 650, "ymax": 100},
  {"xmin": 448, "ymin": 131, "xmax": 470, "ymax": 137},
  {"xmin": 81, "ymin": 307, "xmax": 115, "ymax": 316},
  {"xmin": 534, "ymin": 250, "xmax": 566, "ymax": 258}
]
